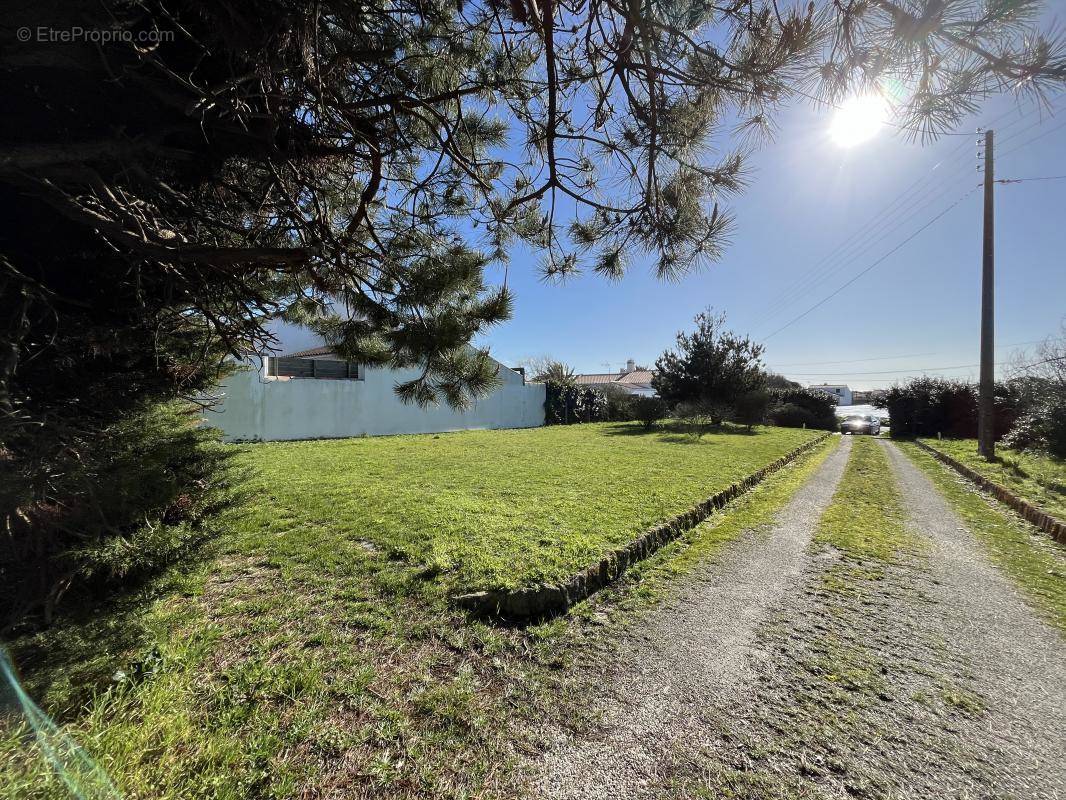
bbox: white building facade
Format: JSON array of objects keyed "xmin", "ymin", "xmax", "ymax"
[
  {"xmin": 208, "ymin": 351, "xmax": 545, "ymax": 442},
  {"xmin": 808, "ymin": 384, "xmax": 854, "ymax": 406}
]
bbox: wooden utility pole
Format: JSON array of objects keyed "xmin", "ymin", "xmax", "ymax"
[{"xmin": 978, "ymin": 129, "xmax": 996, "ymax": 459}]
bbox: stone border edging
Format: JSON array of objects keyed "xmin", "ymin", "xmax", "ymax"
[
  {"xmin": 453, "ymin": 431, "xmax": 834, "ymax": 620},
  {"xmin": 914, "ymin": 440, "xmax": 1066, "ymax": 544}
]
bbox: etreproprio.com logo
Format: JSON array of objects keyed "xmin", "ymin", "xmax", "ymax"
[{"xmin": 16, "ymin": 26, "xmax": 175, "ymax": 44}]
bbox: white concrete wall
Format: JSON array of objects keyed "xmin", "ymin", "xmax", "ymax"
[{"xmin": 206, "ymin": 359, "xmax": 546, "ymax": 442}]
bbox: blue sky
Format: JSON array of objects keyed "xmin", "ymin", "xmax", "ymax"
[
  {"xmin": 474, "ymin": 91, "xmax": 1066, "ymax": 389},
  {"xmin": 277, "ymin": 70, "xmax": 1066, "ymax": 391}
]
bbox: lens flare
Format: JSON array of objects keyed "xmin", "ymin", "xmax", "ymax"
[
  {"xmin": 1, "ymin": 650, "xmax": 121, "ymax": 799},
  {"xmin": 829, "ymin": 94, "xmax": 889, "ymax": 147}
]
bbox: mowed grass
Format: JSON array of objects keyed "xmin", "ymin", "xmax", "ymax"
[
  {"xmin": 919, "ymin": 438, "xmax": 1066, "ymax": 520},
  {"xmin": 1, "ymin": 422, "xmax": 823, "ymax": 800},
  {"xmin": 236, "ymin": 422, "xmax": 820, "ymax": 592},
  {"xmin": 816, "ymin": 437, "xmax": 922, "ymax": 567}
]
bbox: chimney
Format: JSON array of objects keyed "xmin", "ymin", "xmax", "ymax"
[{"xmin": 625, "ymin": 358, "xmax": 636, "ymax": 374}]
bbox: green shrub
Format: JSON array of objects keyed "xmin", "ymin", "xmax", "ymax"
[
  {"xmin": 631, "ymin": 396, "xmax": 667, "ymax": 429},
  {"xmin": 767, "ymin": 388, "xmax": 838, "ymax": 430},
  {"xmin": 674, "ymin": 401, "xmax": 719, "ymax": 439},
  {"xmin": 0, "ymin": 402, "xmax": 237, "ymax": 629},
  {"xmin": 1002, "ymin": 398, "xmax": 1066, "ymax": 459},
  {"xmin": 544, "ymin": 381, "xmax": 607, "ymax": 424},
  {"xmin": 603, "ymin": 384, "xmax": 636, "ymax": 421},
  {"xmin": 885, "ymin": 378, "xmax": 976, "ymax": 439},
  {"xmin": 767, "ymin": 402, "xmax": 820, "ymax": 429},
  {"xmin": 733, "ymin": 389, "xmax": 770, "ymax": 431}
]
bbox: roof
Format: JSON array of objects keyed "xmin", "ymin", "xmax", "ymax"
[
  {"xmin": 809, "ymin": 383, "xmax": 851, "ymax": 390},
  {"xmin": 285, "ymin": 345, "xmax": 337, "ymax": 358},
  {"xmin": 574, "ymin": 373, "xmax": 618, "ymax": 385},
  {"xmin": 617, "ymin": 370, "xmax": 655, "ymax": 384},
  {"xmin": 574, "ymin": 369, "xmax": 655, "ymax": 386}
]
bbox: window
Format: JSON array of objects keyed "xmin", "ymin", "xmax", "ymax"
[{"xmin": 267, "ymin": 357, "xmax": 361, "ymax": 380}]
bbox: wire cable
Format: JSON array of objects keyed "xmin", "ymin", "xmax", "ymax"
[
  {"xmin": 749, "ymin": 101, "xmax": 1061, "ymax": 330},
  {"xmin": 761, "ymin": 187, "xmax": 978, "ymax": 343},
  {"xmin": 766, "ymin": 338, "xmax": 1057, "ymax": 368}
]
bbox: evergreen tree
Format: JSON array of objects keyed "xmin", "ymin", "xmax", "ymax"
[{"xmin": 653, "ymin": 310, "xmax": 766, "ymax": 418}]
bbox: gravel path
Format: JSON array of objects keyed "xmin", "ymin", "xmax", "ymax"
[
  {"xmin": 533, "ymin": 435, "xmax": 852, "ymax": 800},
  {"xmin": 881, "ymin": 440, "xmax": 1066, "ymax": 797}
]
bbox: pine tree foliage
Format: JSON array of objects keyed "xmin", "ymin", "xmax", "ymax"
[{"xmin": 652, "ymin": 309, "xmax": 766, "ymax": 411}]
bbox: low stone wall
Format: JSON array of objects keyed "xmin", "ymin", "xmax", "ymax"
[
  {"xmin": 454, "ymin": 431, "xmax": 834, "ymax": 620},
  {"xmin": 914, "ymin": 440, "xmax": 1066, "ymax": 544}
]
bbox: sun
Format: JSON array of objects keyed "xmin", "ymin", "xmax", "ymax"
[{"xmin": 829, "ymin": 94, "xmax": 889, "ymax": 147}]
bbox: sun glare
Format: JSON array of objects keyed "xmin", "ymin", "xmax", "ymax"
[{"xmin": 829, "ymin": 94, "xmax": 889, "ymax": 147}]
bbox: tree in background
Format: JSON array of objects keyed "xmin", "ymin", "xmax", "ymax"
[
  {"xmin": 653, "ymin": 310, "xmax": 765, "ymax": 424},
  {"xmin": 1003, "ymin": 323, "xmax": 1066, "ymax": 457},
  {"xmin": 765, "ymin": 373, "xmax": 802, "ymax": 390},
  {"xmin": 733, "ymin": 390, "xmax": 772, "ymax": 432},
  {"xmin": 531, "ymin": 361, "xmax": 578, "ymax": 384}
]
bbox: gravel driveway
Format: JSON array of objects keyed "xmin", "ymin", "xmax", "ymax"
[
  {"xmin": 533, "ymin": 435, "xmax": 852, "ymax": 800},
  {"xmin": 529, "ymin": 437, "xmax": 1066, "ymax": 800},
  {"xmin": 881, "ymin": 440, "xmax": 1066, "ymax": 796}
]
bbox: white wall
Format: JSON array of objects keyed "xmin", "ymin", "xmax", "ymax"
[{"xmin": 207, "ymin": 359, "xmax": 546, "ymax": 442}]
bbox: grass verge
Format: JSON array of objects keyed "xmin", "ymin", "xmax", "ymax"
[
  {"xmin": 918, "ymin": 438, "xmax": 1066, "ymax": 520},
  {"xmin": 897, "ymin": 441, "xmax": 1066, "ymax": 633},
  {"xmin": 816, "ymin": 437, "xmax": 924, "ymax": 586}
]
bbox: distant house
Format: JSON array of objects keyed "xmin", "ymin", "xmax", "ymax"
[
  {"xmin": 574, "ymin": 359, "xmax": 657, "ymax": 397},
  {"xmin": 850, "ymin": 389, "xmax": 882, "ymax": 405},
  {"xmin": 808, "ymin": 383, "xmax": 853, "ymax": 406},
  {"xmin": 209, "ymin": 346, "xmax": 545, "ymax": 442}
]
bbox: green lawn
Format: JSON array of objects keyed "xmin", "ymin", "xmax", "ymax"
[
  {"xmin": 235, "ymin": 422, "xmax": 820, "ymax": 592},
  {"xmin": 1, "ymin": 422, "xmax": 825, "ymax": 800},
  {"xmin": 918, "ymin": 438, "xmax": 1066, "ymax": 520}
]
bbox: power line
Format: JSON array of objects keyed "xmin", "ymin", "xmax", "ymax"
[
  {"xmin": 750, "ymin": 166, "xmax": 970, "ymax": 329},
  {"xmin": 996, "ymin": 174, "xmax": 1066, "ymax": 184},
  {"xmin": 761, "ymin": 187, "xmax": 978, "ymax": 343},
  {"xmin": 765, "ymin": 338, "xmax": 1055, "ymax": 368},
  {"xmin": 782, "ymin": 352, "xmax": 1064, "ymax": 379},
  {"xmin": 999, "ymin": 118, "xmax": 1066, "ymax": 158},
  {"xmin": 785, "ymin": 361, "xmax": 1005, "ymax": 376},
  {"xmin": 768, "ymin": 351, "xmax": 937, "ymax": 367},
  {"xmin": 750, "ymin": 137, "xmax": 985, "ymax": 328},
  {"xmin": 753, "ymin": 100, "xmax": 1066, "ymax": 332}
]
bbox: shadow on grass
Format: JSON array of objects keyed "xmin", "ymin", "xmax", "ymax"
[
  {"xmin": 2, "ymin": 447, "xmax": 247, "ymax": 716},
  {"xmin": 2, "ymin": 541, "xmax": 220, "ymax": 719},
  {"xmin": 600, "ymin": 421, "xmax": 761, "ymax": 441}
]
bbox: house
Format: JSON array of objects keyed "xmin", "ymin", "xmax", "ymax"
[
  {"xmin": 208, "ymin": 346, "xmax": 545, "ymax": 442},
  {"xmin": 808, "ymin": 383, "xmax": 853, "ymax": 406},
  {"xmin": 574, "ymin": 359, "xmax": 657, "ymax": 397}
]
